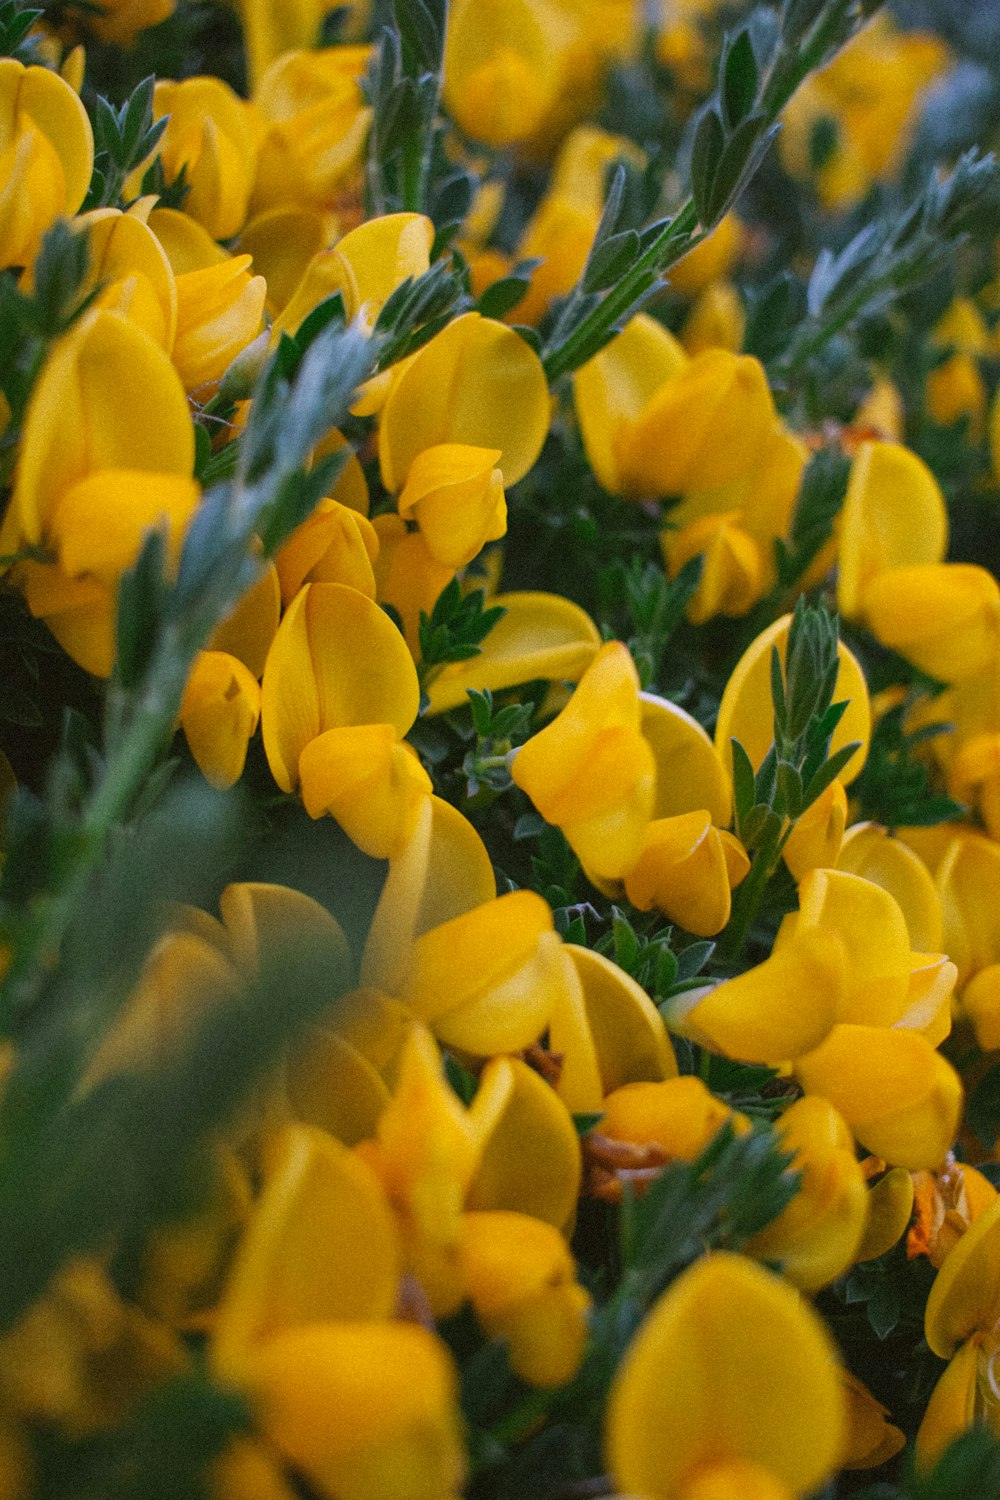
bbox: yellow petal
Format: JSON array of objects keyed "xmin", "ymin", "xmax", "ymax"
[
  {"xmin": 379, "ymin": 311, "xmax": 549, "ymax": 491},
  {"xmin": 50, "ymin": 469, "xmax": 200, "ymax": 584},
  {"xmin": 466, "ymin": 1056, "xmax": 581, "ymax": 1229},
  {"xmin": 360, "ymin": 794, "xmax": 496, "ymax": 994},
  {"xmin": 924, "ymin": 1195, "xmax": 1000, "ymax": 1359},
  {"xmin": 245, "ymin": 1322, "xmax": 465, "ymax": 1500},
  {"xmin": 261, "ymin": 582, "xmax": 420, "ymax": 792},
  {"xmin": 837, "ymin": 821, "xmax": 943, "ymax": 952},
  {"xmin": 916, "ymin": 1337, "xmax": 980, "ymax": 1473},
  {"xmin": 640, "ymin": 692, "xmax": 732, "ymax": 826},
  {"xmin": 599, "ymin": 1075, "xmax": 735, "ymax": 1159},
  {"xmin": 605, "ymin": 1252, "xmax": 845, "ymax": 1499},
  {"xmin": 397, "ymin": 443, "xmax": 506, "ymax": 570},
  {"xmin": 795, "ymin": 1025, "xmax": 963, "ymax": 1171},
  {"xmin": 402, "ymin": 892, "xmax": 564, "ymax": 1055},
  {"xmin": 671, "ymin": 928, "xmax": 844, "ymax": 1064},
  {"xmin": 573, "ymin": 314, "xmax": 689, "ymax": 495},
  {"xmin": 856, "ymin": 1167, "xmax": 915, "ymax": 1262},
  {"xmin": 298, "ymin": 725, "xmax": 432, "ymax": 858},
  {"xmin": 212, "ymin": 1123, "xmax": 399, "ymax": 1378},
  {"xmin": 460, "ymin": 1210, "xmax": 589, "ymax": 1387},
  {"xmin": 424, "ymin": 590, "xmax": 601, "ymax": 715},
  {"xmin": 837, "ymin": 440, "xmax": 948, "ymax": 620},
  {"xmin": 180, "ymin": 650, "xmax": 261, "ymax": 790},
  {"xmin": 624, "ymin": 813, "xmax": 735, "ymax": 936},
  {"xmin": 863, "ymin": 563, "xmax": 1000, "ymax": 683}
]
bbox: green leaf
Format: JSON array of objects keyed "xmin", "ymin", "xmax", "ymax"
[
  {"xmin": 730, "ymin": 738, "xmax": 757, "ymax": 824},
  {"xmin": 583, "ymin": 229, "xmax": 642, "ymax": 295},
  {"xmin": 689, "ymin": 106, "xmax": 725, "ymax": 221},
  {"xmin": 968, "ymin": 1063, "xmax": 1000, "ymax": 1149},
  {"xmin": 721, "ymin": 29, "xmax": 759, "ymax": 130}
]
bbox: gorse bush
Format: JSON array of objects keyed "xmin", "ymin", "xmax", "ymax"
[{"xmin": 1, "ymin": 0, "xmax": 1000, "ymax": 1496}]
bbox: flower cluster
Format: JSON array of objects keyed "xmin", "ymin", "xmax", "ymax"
[{"xmin": 1, "ymin": 1, "xmax": 1000, "ymax": 1498}]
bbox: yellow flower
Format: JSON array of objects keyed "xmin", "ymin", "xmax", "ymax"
[
  {"xmin": 1, "ymin": 308, "xmax": 198, "ymax": 677},
  {"xmin": 862, "ymin": 564, "xmax": 1000, "ymax": 683},
  {"xmin": 210, "ymin": 1121, "xmax": 465, "ymax": 1500},
  {"xmin": 180, "ymin": 650, "xmax": 261, "ymax": 790},
  {"xmin": 605, "ymin": 1252, "xmax": 845, "ymax": 1500},
  {"xmin": 443, "ymin": 0, "xmax": 575, "ymax": 149},
  {"xmin": 0, "ymin": 60, "xmax": 94, "ymax": 270},
  {"xmin": 250, "ymin": 47, "xmax": 372, "ymax": 216},
  {"xmin": 794, "ymin": 1025, "xmax": 962, "ymax": 1171},
  {"xmin": 917, "ymin": 1195, "xmax": 1000, "ymax": 1469},
  {"xmin": 150, "ymin": 77, "xmax": 258, "ymax": 240},
  {"xmin": 780, "ymin": 14, "xmax": 948, "ymax": 210},
  {"xmin": 663, "ymin": 511, "xmax": 766, "ymax": 625},
  {"xmin": 261, "ymin": 582, "xmax": 427, "ymax": 858},
  {"xmin": 511, "ymin": 641, "xmax": 656, "ymax": 884},
  {"xmin": 379, "ymin": 311, "xmax": 550, "ymax": 495},
  {"xmin": 548, "ymin": 942, "xmax": 677, "ymax": 1116},
  {"xmin": 400, "ymin": 889, "xmax": 570, "ymax": 1055},
  {"xmin": 172, "ymin": 254, "xmax": 267, "ymax": 395},
  {"xmin": 396, "ymin": 443, "xmax": 506, "ymax": 570},
  {"xmin": 744, "ymin": 1096, "xmax": 869, "ymax": 1293},
  {"xmin": 575, "ymin": 317, "xmax": 777, "ymax": 499},
  {"xmin": 836, "ymin": 440, "xmax": 948, "ymax": 622},
  {"xmin": 460, "ymin": 1211, "xmax": 590, "ymax": 1387},
  {"xmin": 624, "ymin": 811, "xmax": 749, "ymax": 937},
  {"xmin": 65, "ymin": 0, "xmax": 173, "ymax": 46},
  {"xmin": 67, "ymin": 207, "xmax": 177, "ymax": 351},
  {"xmin": 234, "ymin": 0, "xmax": 370, "ymax": 92}
]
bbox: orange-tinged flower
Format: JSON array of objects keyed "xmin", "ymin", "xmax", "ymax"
[
  {"xmin": 0, "ymin": 60, "xmax": 94, "ymax": 269},
  {"xmin": 605, "ymin": 1252, "xmax": 845, "ymax": 1500},
  {"xmin": 598, "ymin": 1075, "xmax": 739, "ymax": 1161},
  {"xmin": 511, "ymin": 641, "xmax": 656, "ymax": 883},
  {"xmin": 840, "ymin": 1372, "xmax": 906, "ymax": 1470}
]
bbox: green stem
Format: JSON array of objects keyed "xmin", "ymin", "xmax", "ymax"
[
  {"xmin": 541, "ymin": 202, "xmax": 701, "ymax": 384},
  {"xmin": 718, "ymin": 830, "xmax": 784, "ymax": 964}
]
